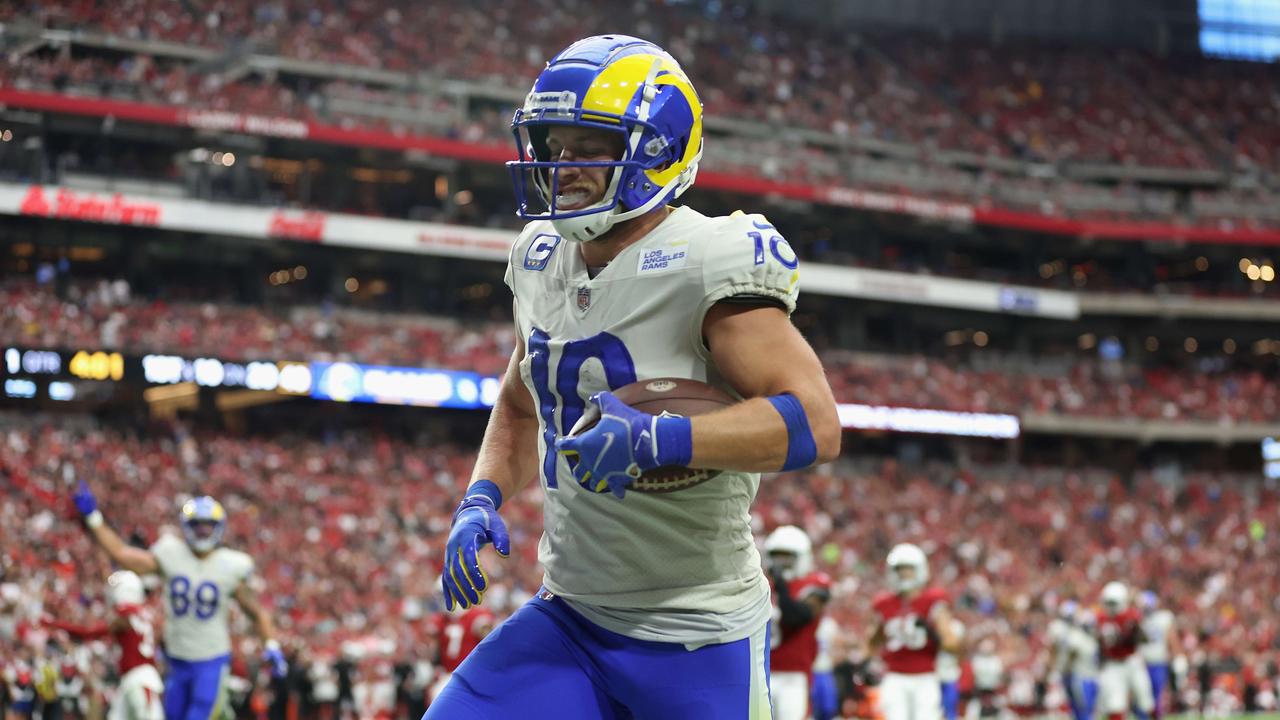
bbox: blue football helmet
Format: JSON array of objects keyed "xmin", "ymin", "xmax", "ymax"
[
  {"xmin": 508, "ymin": 34, "xmax": 704, "ymax": 242},
  {"xmin": 181, "ymin": 496, "xmax": 226, "ymax": 553}
]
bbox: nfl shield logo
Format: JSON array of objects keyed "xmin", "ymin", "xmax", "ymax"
[{"xmin": 576, "ymin": 286, "xmax": 591, "ymax": 311}]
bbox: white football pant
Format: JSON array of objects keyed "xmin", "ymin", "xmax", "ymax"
[
  {"xmin": 108, "ymin": 665, "xmax": 164, "ymax": 720},
  {"xmin": 879, "ymin": 672, "xmax": 943, "ymax": 720},
  {"xmin": 770, "ymin": 671, "xmax": 809, "ymax": 720},
  {"xmin": 1099, "ymin": 656, "xmax": 1153, "ymax": 715}
]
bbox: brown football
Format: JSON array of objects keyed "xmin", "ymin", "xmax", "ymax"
[{"xmin": 580, "ymin": 377, "xmax": 735, "ymax": 493}]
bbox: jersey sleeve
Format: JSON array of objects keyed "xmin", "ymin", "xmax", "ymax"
[
  {"xmin": 227, "ymin": 551, "xmax": 256, "ymax": 588},
  {"xmin": 924, "ymin": 587, "xmax": 950, "ymax": 620},
  {"xmin": 871, "ymin": 592, "xmax": 893, "ymax": 618},
  {"xmin": 691, "ymin": 212, "xmax": 801, "ymax": 357},
  {"xmin": 148, "ymin": 534, "xmax": 184, "ymax": 577}
]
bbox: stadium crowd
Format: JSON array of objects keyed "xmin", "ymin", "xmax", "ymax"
[
  {"xmin": 3, "ymin": 277, "xmax": 1277, "ymax": 424},
  {"xmin": 4, "ymin": 0, "xmax": 1280, "ymax": 175},
  {"xmin": 5, "ymin": 0, "xmax": 1280, "ymax": 235},
  {"xmin": 2, "ymin": 417, "xmax": 1276, "ymax": 717},
  {"xmin": 0, "ymin": 278, "xmax": 515, "ymax": 376}
]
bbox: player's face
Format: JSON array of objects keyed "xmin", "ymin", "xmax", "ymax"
[
  {"xmin": 187, "ymin": 520, "xmax": 218, "ymax": 540},
  {"xmin": 892, "ymin": 564, "xmax": 917, "ymax": 585},
  {"xmin": 768, "ymin": 550, "xmax": 797, "ymax": 573},
  {"xmin": 544, "ymin": 126, "xmax": 625, "ymax": 211}
]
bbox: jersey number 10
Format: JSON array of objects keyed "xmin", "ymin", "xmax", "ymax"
[{"xmin": 527, "ymin": 328, "xmax": 637, "ymax": 489}]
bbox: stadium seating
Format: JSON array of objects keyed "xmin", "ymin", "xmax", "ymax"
[
  {"xmin": 3, "ymin": 279, "xmax": 1275, "ymax": 423},
  {"xmin": 7, "ymin": 0, "xmax": 1280, "ymax": 222},
  {"xmin": 3, "ymin": 420, "xmax": 1274, "ymax": 714}
]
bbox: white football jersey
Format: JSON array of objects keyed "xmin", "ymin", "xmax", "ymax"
[
  {"xmin": 150, "ymin": 533, "xmax": 254, "ymax": 660},
  {"xmin": 936, "ymin": 618, "xmax": 965, "ymax": 682},
  {"xmin": 1048, "ymin": 617, "xmax": 1074, "ymax": 674},
  {"xmin": 813, "ymin": 616, "xmax": 839, "ymax": 672},
  {"xmin": 504, "ymin": 206, "xmax": 800, "ymax": 636},
  {"xmin": 1070, "ymin": 626, "xmax": 1100, "ymax": 679},
  {"xmin": 1140, "ymin": 609, "xmax": 1174, "ymax": 664}
]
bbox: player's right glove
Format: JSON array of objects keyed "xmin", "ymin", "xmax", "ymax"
[
  {"xmin": 441, "ymin": 481, "xmax": 510, "ymax": 611},
  {"xmin": 73, "ymin": 481, "xmax": 104, "ymax": 528},
  {"xmin": 263, "ymin": 640, "xmax": 289, "ymax": 679}
]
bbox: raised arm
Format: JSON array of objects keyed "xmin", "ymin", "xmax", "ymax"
[
  {"xmin": 42, "ymin": 616, "xmax": 111, "ymax": 640},
  {"xmin": 73, "ymin": 482, "xmax": 160, "ymax": 575}
]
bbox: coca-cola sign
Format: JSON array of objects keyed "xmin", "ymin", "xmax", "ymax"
[{"xmin": 268, "ymin": 211, "xmax": 327, "ymax": 241}]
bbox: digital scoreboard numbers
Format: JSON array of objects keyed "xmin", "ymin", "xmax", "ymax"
[
  {"xmin": 5, "ymin": 347, "xmax": 124, "ymax": 381},
  {"xmin": 68, "ymin": 350, "xmax": 125, "ymax": 381}
]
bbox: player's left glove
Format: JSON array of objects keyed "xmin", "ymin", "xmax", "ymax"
[
  {"xmin": 263, "ymin": 640, "xmax": 288, "ymax": 679},
  {"xmin": 554, "ymin": 391, "xmax": 692, "ymax": 499}
]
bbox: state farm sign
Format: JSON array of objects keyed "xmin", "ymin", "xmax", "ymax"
[{"xmin": 18, "ymin": 186, "xmax": 162, "ymax": 225}]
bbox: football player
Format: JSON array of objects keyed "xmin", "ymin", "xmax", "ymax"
[
  {"xmin": 936, "ymin": 617, "xmax": 966, "ymax": 720},
  {"xmin": 428, "ymin": 33, "xmax": 840, "ymax": 719},
  {"xmin": 1095, "ymin": 582, "xmax": 1154, "ymax": 720},
  {"xmin": 811, "ymin": 617, "xmax": 841, "ymax": 720},
  {"xmin": 1067, "ymin": 609, "xmax": 1100, "ymax": 720},
  {"xmin": 427, "ymin": 605, "xmax": 495, "ymax": 703},
  {"xmin": 43, "ymin": 571, "xmax": 164, "ymax": 720},
  {"xmin": 73, "ymin": 487, "xmax": 288, "ymax": 720},
  {"xmin": 1136, "ymin": 591, "xmax": 1180, "ymax": 720},
  {"xmin": 1048, "ymin": 600, "xmax": 1079, "ymax": 717},
  {"xmin": 868, "ymin": 543, "xmax": 961, "ymax": 720},
  {"xmin": 764, "ymin": 526, "xmax": 833, "ymax": 720}
]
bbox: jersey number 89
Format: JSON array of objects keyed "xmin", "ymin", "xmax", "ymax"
[{"xmin": 169, "ymin": 576, "xmax": 220, "ymax": 619}]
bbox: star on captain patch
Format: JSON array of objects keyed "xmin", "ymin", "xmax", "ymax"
[{"xmin": 576, "ymin": 286, "xmax": 592, "ymax": 311}]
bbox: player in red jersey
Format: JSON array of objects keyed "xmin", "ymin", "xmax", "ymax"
[
  {"xmin": 428, "ymin": 606, "xmax": 496, "ymax": 703},
  {"xmin": 867, "ymin": 543, "xmax": 961, "ymax": 720},
  {"xmin": 764, "ymin": 525, "xmax": 832, "ymax": 720},
  {"xmin": 43, "ymin": 571, "xmax": 164, "ymax": 720},
  {"xmin": 1095, "ymin": 582, "xmax": 1153, "ymax": 720}
]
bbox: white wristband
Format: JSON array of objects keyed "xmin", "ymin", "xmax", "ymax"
[
  {"xmin": 265, "ymin": 639, "xmax": 281, "ymax": 652},
  {"xmin": 84, "ymin": 510, "xmax": 104, "ymax": 529}
]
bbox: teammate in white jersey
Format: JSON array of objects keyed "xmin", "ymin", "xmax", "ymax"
[
  {"xmin": 1067, "ymin": 610, "xmax": 1101, "ymax": 720},
  {"xmin": 1137, "ymin": 591, "xmax": 1180, "ymax": 720},
  {"xmin": 74, "ymin": 487, "xmax": 287, "ymax": 720},
  {"xmin": 1049, "ymin": 600, "xmax": 1080, "ymax": 718},
  {"xmin": 427, "ymin": 34, "xmax": 840, "ymax": 720},
  {"xmin": 937, "ymin": 618, "xmax": 966, "ymax": 720}
]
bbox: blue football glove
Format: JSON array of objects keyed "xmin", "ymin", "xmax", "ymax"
[
  {"xmin": 442, "ymin": 483, "xmax": 510, "ymax": 612},
  {"xmin": 554, "ymin": 391, "xmax": 692, "ymax": 499},
  {"xmin": 263, "ymin": 640, "xmax": 288, "ymax": 679},
  {"xmin": 72, "ymin": 481, "xmax": 97, "ymax": 517}
]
